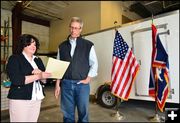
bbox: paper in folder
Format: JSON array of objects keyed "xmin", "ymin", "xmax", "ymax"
[{"xmin": 46, "ymin": 57, "xmax": 70, "ymax": 79}]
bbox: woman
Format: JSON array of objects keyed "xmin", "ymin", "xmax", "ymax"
[{"xmin": 6, "ymin": 34, "xmax": 51, "ymax": 122}]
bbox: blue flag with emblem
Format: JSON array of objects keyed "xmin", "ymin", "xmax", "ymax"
[{"xmin": 153, "ymin": 34, "xmax": 170, "ymax": 112}]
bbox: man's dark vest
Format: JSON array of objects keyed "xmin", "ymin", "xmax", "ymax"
[{"xmin": 59, "ymin": 37, "xmax": 93, "ymax": 80}]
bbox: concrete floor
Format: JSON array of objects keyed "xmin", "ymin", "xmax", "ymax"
[{"xmin": 1, "ymin": 85, "xmax": 165, "ymax": 122}]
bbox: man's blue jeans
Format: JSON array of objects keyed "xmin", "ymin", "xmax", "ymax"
[{"xmin": 60, "ymin": 79, "xmax": 90, "ymax": 122}]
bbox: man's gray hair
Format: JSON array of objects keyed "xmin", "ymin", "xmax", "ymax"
[{"xmin": 69, "ymin": 17, "xmax": 83, "ymax": 28}]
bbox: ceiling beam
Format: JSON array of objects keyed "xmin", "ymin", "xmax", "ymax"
[
  {"xmin": 21, "ymin": 14, "xmax": 50, "ymax": 27},
  {"xmin": 130, "ymin": 2, "xmax": 152, "ymax": 18},
  {"xmin": 22, "ymin": 1, "xmax": 32, "ymax": 8},
  {"xmin": 25, "ymin": 6, "xmax": 63, "ymax": 20}
]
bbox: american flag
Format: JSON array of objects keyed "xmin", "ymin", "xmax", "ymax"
[
  {"xmin": 149, "ymin": 24, "xmax": 170, "ymax": 112},
  {"xmin": 111, "ymin": 31, "xmax": 140, "ymax": 100}
]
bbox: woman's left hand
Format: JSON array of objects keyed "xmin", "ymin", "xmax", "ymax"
[{"xmin": 32, "ymin": 69, "xmax": 42, "ymax": 75}]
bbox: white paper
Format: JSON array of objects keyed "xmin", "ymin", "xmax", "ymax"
[{"xmin": 45, "ymin": 57, "xmax": 70, "ymax": 79}]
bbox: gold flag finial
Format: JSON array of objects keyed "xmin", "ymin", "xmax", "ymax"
[{"xmin": 114, "ymin": 21, "xmax": 118, "ymax": 31}]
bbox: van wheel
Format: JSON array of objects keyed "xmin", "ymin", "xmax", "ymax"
[{"xmin": 97, "ymin": 84, "xmax": 117, "ymax": 108}]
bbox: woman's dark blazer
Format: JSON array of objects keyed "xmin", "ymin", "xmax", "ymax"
[{"xmin": 6, "ymin": 54, "xmax": 45, "ymax": 100}]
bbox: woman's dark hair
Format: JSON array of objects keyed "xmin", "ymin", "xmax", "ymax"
[{"xmin": 16, "ymin": 34, "xmax": 40, "ymax": 54}]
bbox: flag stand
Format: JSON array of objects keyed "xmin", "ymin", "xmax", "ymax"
[
  {"xmin": 149, "ymin": 97, "xmax": 165, "ymax": 122},
  {"xmin": 110, "ymin": 98, "xmax": 125, "ymax": 120},
  {"xmin": 149, "ymin": 69, "xmax": 164, "ymax": 122},
  {"xmin": 149, "ymin": 19, "xmax": 162, "ymax": 122},
  {"xmin": 149, "ymin": 102, "xmax": 161, "ymax": 122},
  {"xmin": 110, "ymin": 21, "xmax": 127, "ymax": 121},
  {"xmin": 149, "ymin": 101, "xmax": 165, "ymax": 122},
  {"xmin": 110, "ymin": 21, "xmax": 125, "ymax": 121}
]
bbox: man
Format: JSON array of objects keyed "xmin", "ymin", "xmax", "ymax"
[{"xmin": 55, "ymin": 17, "xmax": 98, "ymax": 122}]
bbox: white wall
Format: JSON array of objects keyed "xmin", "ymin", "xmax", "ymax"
[
  {"xmin": 22, "ymin": 21, "xmax": 50, "ymax": 52},
  {"xmin": 85, "ymin": 10, "xmax": 179, "ymax": 103}
]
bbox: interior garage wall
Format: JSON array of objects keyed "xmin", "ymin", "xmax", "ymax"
[
  {"xmin": 49, "ymin": 1, "xmax": 141, "ymax": 52},
  {"xmin": 49, "ymin": 1, "xmax": 101, "ymax": 52},
  {"xmin": 100, "ymin": 1, "xmax": 123, "ymax": 30},
  {"xmin": 100, "ymin": 1, "xmax": 141, "ymax": 29},
  {"xmin": 21, "ymin": 21, "xmax": 50, "ymax": 52}
]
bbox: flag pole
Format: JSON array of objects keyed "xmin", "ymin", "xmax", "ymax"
[
  {"xmin": 110, "ymin": 21, "xmax": 124, "ymax": 121},
  {"xmin": 149, "ymin": 69, "xmax": 161, "ymax": 122},
  {"xmin": 111, "ymin": 98, "xmax": 124, "ymax": 120},
  {"xmin": 151, "ymin": 14, "xmax": 153, "ymax": 25},
  {"xmin": 114, "ymin": 21, "xmax": 118, "ymax": 31},
  {"xmin": 149, "ymin": 15, "xmax": 162, "ymax": 122}
]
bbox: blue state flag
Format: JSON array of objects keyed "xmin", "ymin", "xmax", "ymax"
[{"xmin": 154, "ymin": 34, "xmax": 170, "ymax": 112}]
